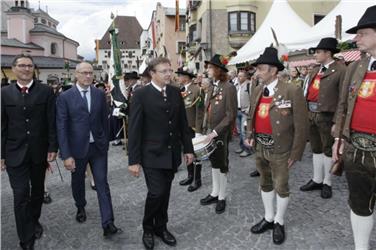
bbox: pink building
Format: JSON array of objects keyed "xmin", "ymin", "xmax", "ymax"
[{"xmin": 1, "ymin": 0, "xmax": 81, "ymax": 84}]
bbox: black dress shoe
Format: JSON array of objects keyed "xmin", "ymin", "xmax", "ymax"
[
  {"xmin": 300, "ymin": 179, "xmax": 323, "ymax": 191},
  {"xmin": 250, "ymin": 170, "xmax": 260, "ymax": 177},
  {"xmin": 200, "ymin": 194, "xmax": 218, "ymax": 205},
  {"xmin": 250, "ymin": 218, "xmax": 274, "ymax": 234},
  {"xmin": 20, "ymin": 237, "xmax": 35, "ymax": 250},
  {"xmin": 103, "ymin": 223, "xmax": 122, "ymax": 237},
  {"xmin": 273, "ymin": 223, "xmax": 285, "ymax": 245},
  {"xmin": 91, "ymin": 183, "xmax": 97, "ymax": 191},
  {"xmin": 43, "ymin": 192, "xmax": 52, "ymax": 204},
  {"xmin": 215, "ymin": 200, "xmax": 226, "ymax": 214},
  {"xmin": 76, "ymin": 207, "xmax": 86, "ymax": 223},
  {"xmin": 179, "ymin": 176, "xmax": 193, "ymax": 186},
  {"xmin": 187, "ymin": 180, "xmax": 201, "ymax": 192},
  {"xmin": 34, "ymin": 222, "xmax": 43, "ymax": 239},
  {"xmin": 155, "ymin": 229, "xmax": 176, "ymax": 246},
  {"xmin": 321, "ymin": 184, "xmax": 332, "ymax": 199},
  {"xmin": 142, "ymin": 231, "xmax": 154, "ymax": 250}
]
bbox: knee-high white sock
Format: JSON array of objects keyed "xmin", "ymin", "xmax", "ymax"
[
  {"xmin": 210, "ymin": 169, "xmax": 220, "ymax": 197},
  {"xmin": 274, "ymin": 194, "xmax": 289, "ymax": 225},
  {"xmin": 261, "ymin": 190, "xmax": 275, "ymax": 223},
  {"xmin": 323, "ymin": 155, "xmax": 333, "ymax": 186},
  {"xmin": 312, "ymin": 153, "xmax": 324, "ymax": 183},
  {"xmin": 351, "ymin": 210, "xmax": 374, "ymax": 250},
  {"xmin": 218, "ymin": 173, "xmax": 227, "ymax": 200}
]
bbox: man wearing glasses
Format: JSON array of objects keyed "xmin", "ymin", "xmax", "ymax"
[
  {"xmin": 1, "ymin": 54, "xmax": 58, "ymax": 250},
  {"xmin": 56, "ymin": 62, "xmax": 121, "ymax": 238},
  {"xmin": 128, "ymin": 57, "xmax": 194, "ymax": 250}
]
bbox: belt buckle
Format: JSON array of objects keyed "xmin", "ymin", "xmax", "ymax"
[
  {"xmin": 308, "ymin": 102, "xmax": 319, "ymax": 112},
  {"xmin": 256, "ymin": 134, "xmax": 274, "ymax": 149},
  {"xmin": 350, "ymin": 132, "xmax": 376, "ymax": 152}
]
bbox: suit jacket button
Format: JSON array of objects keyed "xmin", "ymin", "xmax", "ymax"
[
  {"xmin": 166, "ymin": 110, "xmax": 169, "ymax": 113},
  {"xmin": 25, "ymin": 119, "xmax": 29, "ymax": 122},
  {"xmin": 168, "ymin": 145, "xmax": 171, "ymax": 149},
  {"xmin": 23, "ymin": 107, "xmax": 26, "ymax": 110},
  {"xmin": 169, "ymin": 132, "xmax": 172, "ymax": 136},
  {"xmin": 169, "ymin": 121, "xmax": 172, "ymax": 124},
  {"xmin": 276, "ymin": 121, "xmax": 280, "ymax": 124},
  {"xmin": 26, "ymin": 131, "xmax": 30, "ymax": 135}
]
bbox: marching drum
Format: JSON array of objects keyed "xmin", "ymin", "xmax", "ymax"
[{"xmin": 192, "ymin": 135, "xmax": 217, "ymax": 160}]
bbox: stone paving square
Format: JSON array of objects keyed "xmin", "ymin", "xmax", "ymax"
[{"xmin": 1, "ymin": 139, "xmax": 376, "ymax": 250}]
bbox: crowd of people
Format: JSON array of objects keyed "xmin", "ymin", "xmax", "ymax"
[{"xmin": 1, "ymin": 5, "xmax": 375, "ymax": 250}]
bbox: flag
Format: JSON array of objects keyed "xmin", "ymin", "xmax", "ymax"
[
  {"xmin": 175, "ymin": 0, "xmax": 180, "ymax": 32},
  {"xmin": 108, "ymin": 14, "xmax": 127, "ymax": 110}
]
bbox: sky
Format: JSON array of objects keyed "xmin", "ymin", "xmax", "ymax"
[{"xmin": 29, "ymin": 0, "xmax": 176, "ymax": 60}]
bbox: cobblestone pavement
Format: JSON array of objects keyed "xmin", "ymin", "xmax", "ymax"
[{"xmin": 1, "ymin": 139, "xmax": 376, "ymax": 250}]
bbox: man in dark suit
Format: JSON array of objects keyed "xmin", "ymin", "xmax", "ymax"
[
  {"xmin": 56, "ymin": 62, "xmax": 121, "ymax": 237},
  {"xmin": 1, "ymin": 54, "xmax": 58, "ymax": 250},
  {"xmin": 128, "ymin": 57, "xmax": 194, "ymax": 250}
]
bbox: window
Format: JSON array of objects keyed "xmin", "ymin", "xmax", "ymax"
[
  {"xmin": 229, "ymin": 12, "xmax": 237, "ymax": 32},
  {"xmin": 41, "ymin": 19, "xmax": 46, "ymax": 24},
  {"xmin": 34, "ymin": 18, "xmax": 38, "ymax": 23},
  {"xmin": 179, "ymin": 16, "xmax": 186, "ymax": 31},
  {"xmin": 176, "ymin": 41, "xmax": 186, "ymax": 54},
  {"xmin": 314, "ymin": 14, "xmax": 325, "ymax": 25},
  {"xmin": 50, "ymin": 43, "xmax": 57, "ymax": 55},
  {"xmin": 228, "ymin": 11, "xmax": 256, "ymax": 33}
]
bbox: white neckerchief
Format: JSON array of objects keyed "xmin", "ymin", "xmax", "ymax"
[{"xmin": 264, "ymin": 78, "xmax": 278, "ymax": 97}]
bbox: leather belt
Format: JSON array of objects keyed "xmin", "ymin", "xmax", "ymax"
[{"xmin": 255, "ymin": 133, "xmax": 274, "ymax": 149}]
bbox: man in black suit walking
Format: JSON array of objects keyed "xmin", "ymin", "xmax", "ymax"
[
  {"xmin": 128, "ymin": 57, "xmax": 194, "ymax": 250},
  {"xmin": 1, "ymin": 54, "xmax": 58, "ymax": 250}
]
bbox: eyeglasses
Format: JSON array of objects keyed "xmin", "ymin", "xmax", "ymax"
[
  {"xmin": 155, "ymin": 69, "xmax": 173, "ymax": 75},
  {"xmin": 16, "ymin": 64, "xmax": 34, "ymax": 69},
  {"xmin": 78, "ymin": 71, "xmax": 94, "ymax": 76}
]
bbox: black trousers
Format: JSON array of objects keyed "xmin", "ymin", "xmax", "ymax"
[
  {"xmin": 142, "ymin": 167, "xmax": 174, "ymax": 233},
  {"xmin": 6, "ymin": 153, "xmax": 46, "ymax": 244}
]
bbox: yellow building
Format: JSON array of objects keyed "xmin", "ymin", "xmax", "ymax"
[{"xmin": 185, "ymin": 0, "xmax": 338, "ymax": 70}]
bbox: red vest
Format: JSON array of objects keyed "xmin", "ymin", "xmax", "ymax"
[
  {"xmin": 255, "ymin": 96, "xmax": 273, "ymax": 135},
  {"xmin": 350, "ymin": 71, "xmax": 376, "ymax": 134},
  {"xmin": 307, "ymin": 72, "xmax": 323, "ymax": 102}
]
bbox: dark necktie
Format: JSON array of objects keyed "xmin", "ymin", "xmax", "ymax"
[
  {"xmin": 263, "ymin": 87, "xmax": 269, "ymax": 97},
  {"xmin": 321, "ymin": 66, "xmax": 327, "ymax": 73},
  {"xmin": 161, "ymin": 88, "xmax": 166, "ymax": 97},
  {"xmin": 21, "ymin": 86, "xmax": 28, "ymax": 93},
  {"xmin": 82, "ymin": 90, "xmax": 89, "ymax": 112},
  {"xmin": 371, "ymin": 61, "xmax": 376, "ymax": 71}
]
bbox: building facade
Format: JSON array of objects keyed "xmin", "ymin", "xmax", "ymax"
[
  {"xmin": 1, "ymin": 0, "xmax": 81, "ymax": 84},
  {"xmin": 185, "ymin": 0, "xmax": 339, "ymax": 71},
  {"xmin": 95, "ymin": 16, "xmax": 143, "ymax": 76}
]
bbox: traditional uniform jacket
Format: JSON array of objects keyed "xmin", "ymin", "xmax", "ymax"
[
  {"xmin": 304, "ymin": 61, "xmax": 347, "ymax": 115},
  {"xmin": 182, "ymin": 83, "xmax": 204, "ymax": 133},
  {"xmin": 128, "ymin": 84, "xmax": 194, "ymax": 171},
  {"xmin": 334, "ymin": 56, "xmax": 373, "ymax": 139},
  {"xmin": 205, "ymin": 80, "xmax": 237, "ymax": 136},
  {"xmin": 247, "ymin": 81, "xmax": 308, "ymax": 161},
  {"xmin": 1, "ymin": 82, "xmax": 58, "ymax": 167}
]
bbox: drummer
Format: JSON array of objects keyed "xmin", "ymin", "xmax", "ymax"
[
  {"xmin": 176, "ymin": 67, "xmax": 205, "ymax": 192},
  {"xmin": 200, "ymin": 54, "xmax": 237, "ymax": 214}
]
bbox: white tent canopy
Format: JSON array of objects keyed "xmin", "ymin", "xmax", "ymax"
[
  {"xmin": 285, "ymin": 0, "xmax": 374, "ymax": 51},
  {"xmin": 229, "ymin": 0, "xmax": 311, "ymax": 65}
]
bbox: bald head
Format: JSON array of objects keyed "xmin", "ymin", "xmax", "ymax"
[{"xmin": 75, "ymin": 62, "xmax": 94, "ymax": 88}]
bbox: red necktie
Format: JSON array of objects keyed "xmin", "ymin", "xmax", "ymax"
[{"xmin": 21, "ymin": 87, "xmax": 28, "ymax": 93}]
